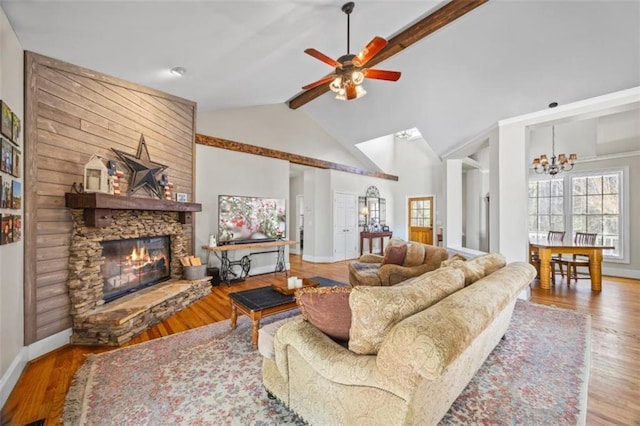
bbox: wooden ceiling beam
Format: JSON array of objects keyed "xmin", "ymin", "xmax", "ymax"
[
  {"xmin": 287, "ymin": 0, "xmax": 489, "ymax": 110},
  {"xmin": 196, "ymin": 133, "xmax": 399, "ymax": 181}
]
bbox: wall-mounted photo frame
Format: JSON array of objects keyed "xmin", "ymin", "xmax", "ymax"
[
  {"xmin": 12, "ymin": 214, "xmax": 21, "ymax": 242},
  {"xmin": 12, "ymin": 148, "xmax": 20, "ymax": 177},
  {"xmin": 1, "ymin": 177, "xmax": 11, "ymax": 209},
  {"xmin": 0, "ymin": 101, "xmax": 13, "ymax": 141},
  {"xmin": 0, "ymin": 213, "xmax": 12, "ymax": 244},
  {"xmin": 12, "ymin": 112, "xmax": 21, "ymax": 145},
  {"xmin": 1, "ymin": 138, "xmax": 12, "ymax": 173},
  {"xmin": 12, "ymin": 180, "xmax": 21, "ymax": 209}
]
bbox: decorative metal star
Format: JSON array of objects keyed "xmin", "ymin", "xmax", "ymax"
[{"xmin": 112, "ymin": 135, "xmax": 168, "ymax": 198}]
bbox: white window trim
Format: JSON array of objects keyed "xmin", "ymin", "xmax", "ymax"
[
  {"xmin": 528, "ymin": 166, "xmax": 629, "ymax": 264},
  {"xmin": 566, "ymin": 166, "xmax": 629, "ymax": 264}
]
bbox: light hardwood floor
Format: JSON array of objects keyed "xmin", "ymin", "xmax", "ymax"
[{"xmin": 2, "ymin": 255, "xmax": 639, "ymax": 425}]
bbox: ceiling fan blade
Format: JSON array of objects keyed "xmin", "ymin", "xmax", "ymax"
[
  {"xmin": 354, "ymin": 36, "xmax": 388, "ymax": 67},
  {"xmin": 364, "ymin": 69, "xmax": 401, "ymax": 81},
  {"xmin": 288, "ymin": 0, "xmax": 489, "ymax": 109},
  {"xmin": 302, "ymin": 75, "xmax": 336, "ymax": 91},
  {"xmin": 304, "ymin": 48, "xmax": 342, "ymax": 68},
  {"xmin": 346, "ymin": 84, "xmax": 357, "ymax": 100}
]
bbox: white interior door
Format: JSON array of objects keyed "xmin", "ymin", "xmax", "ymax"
[{"xmin": 333, "ymin": 192, "xmax": 358, "ymax": 261}]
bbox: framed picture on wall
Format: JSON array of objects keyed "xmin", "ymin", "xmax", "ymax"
[
  {"xmin": 1, "ymin": 177, "xmax": 11, "ymax": 209},
  {"xmin": 12, "ymin": 180, "xmax": 21, "ymax": 209},
  {"xmin": 12, "ymin": 148, "xmax": 20, "ymax": 177},
  {"xmin": 0, "ymin": 101, "xmax": 12, "ymax": 140},
  {"xmin": 1, "ymin": 138, "xmax": 12, "ymax": 173},
  {"xmin": 12, "ymin": 112, "xmax": 21, "ymax": 145},
  {"xmin": 1, "ymin": 213, "xmax": 12, "ymax": 245},
  {"xmin": 12, "ymin": 214, "xmax": 21, "ymax": 242}
]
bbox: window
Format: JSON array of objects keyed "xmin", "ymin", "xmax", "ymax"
[
  {"xmin": 571, "ymin": 172, "xmax": 622, "ymax": 258},
  {"xmin": 529, "ymin": 168, "xmax": 626, "ymax": 261},
  {"xmin": 528, "ymin": 179, "xmax": 565, "ymax": 240}
]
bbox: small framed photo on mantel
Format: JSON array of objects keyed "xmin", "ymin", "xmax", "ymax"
[{"xmin": 176, "ymin": 192, "xmax": 188, "ymax": 203}]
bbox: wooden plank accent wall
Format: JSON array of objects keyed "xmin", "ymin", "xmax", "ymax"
[
  {"xmin": 195, "ymin": 133, "xmax": 399, "ymax": 181},
  {"xmin": 24, "ymin": 52, "xmax": 197, "ymax": 344}
]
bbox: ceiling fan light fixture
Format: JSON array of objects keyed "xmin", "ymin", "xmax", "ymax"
[
  {"xmin": 351, "ymin": 70, "xmax": 364, "ymax": 85},
  {"xmin": 330, "ymin": 76, "xmax": 343, "ymax": 92},
  {"xmin": 334, "ymin": 83, "xmax": 366, "ymax": 101}
]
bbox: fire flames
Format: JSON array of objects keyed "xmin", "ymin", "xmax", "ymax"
[{"xmin": 128, "ymin": 246, "xmax": 151, "ymax": 263}]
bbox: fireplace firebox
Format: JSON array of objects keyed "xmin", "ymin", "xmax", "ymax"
[{"xmin": 100, "ymin": 236, "xmax": 171, "ymax": 303}]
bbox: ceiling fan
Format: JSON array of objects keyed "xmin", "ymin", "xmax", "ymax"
[
  {"xmin": 289, "ymin": 0, "xmax": 489, "ymax": 109},
  {"xmin": 301, "ymin": 2, "xmax": 401, "ymax": 101}
]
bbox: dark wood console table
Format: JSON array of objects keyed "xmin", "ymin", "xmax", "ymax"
[
  {"xmin": 360, "ymin": 231, "xmax": 393, "ymax": 256},
  {"xmin": 202, "ymin": 240, "xmax": 297, "ymax": 284}
]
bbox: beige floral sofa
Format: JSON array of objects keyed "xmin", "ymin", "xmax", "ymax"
[
  {"xmin": 261, "ymin": 253, "xmax": 536, "ymax": 425},
  {"xmin": 348, "ymin": 239, "xmax": 448, "ymax": 287}
]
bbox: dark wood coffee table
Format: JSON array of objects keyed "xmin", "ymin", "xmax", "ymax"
[{"xmin": 229, "ymin": 286, "xmax": 300, "ymax": 349}]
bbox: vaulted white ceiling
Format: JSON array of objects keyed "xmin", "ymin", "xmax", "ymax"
[{"xmin": 2, "ymin": 0, "xmax": 639, "ymax": 158}]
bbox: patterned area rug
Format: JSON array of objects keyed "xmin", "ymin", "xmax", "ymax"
[{"xmin": 63, "ymin": 300, "xmax": 590, "ymax": 425}]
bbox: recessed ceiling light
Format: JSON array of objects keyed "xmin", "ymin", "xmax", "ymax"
[{"xmin": 169, "ymin": 67, "xmax": 186, "ymax": 76}]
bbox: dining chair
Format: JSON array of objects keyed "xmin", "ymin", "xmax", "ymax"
[
  {"xmin": 530, "ymin": 231, "xmax": 565, "ymax": 284},
  {"xmin": 555, "ymin": 232, "xmax": 597, "ymax": 284}
]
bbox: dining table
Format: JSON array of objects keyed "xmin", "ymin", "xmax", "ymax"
[{"xmin": 529, "ymin": 238, "xmax": 614, "ymax": 291}]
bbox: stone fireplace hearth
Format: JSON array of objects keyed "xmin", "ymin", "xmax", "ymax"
[{"xmin": 66, "ymin": 207, "xmax": 209, "ymax": 346}]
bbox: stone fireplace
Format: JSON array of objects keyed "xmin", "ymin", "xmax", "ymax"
[{"xmin": 66, "ymin": 195, "xmax": 208, "ymax": 346}]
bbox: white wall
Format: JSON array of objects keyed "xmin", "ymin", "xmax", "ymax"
[
  {"xmin": 194, "ymin": 145, "xmax": 290, "ymax": 274},
  {"xmin": 288, "ymin": 173, "xmax": 304, "ymax": 255},
  {"xmin": 195, "ymin": 105, "xmax": 416, "ymax": 264},
  {"xmin": 0, "ymin": 5, "xmax": 25, "ymax": 407},
  {"xmin": 389, "ymin": 137, "xmax": 443, "ymax": 242},
  {"xmin": 197, "ymin": 104, "xmax": 368, "ymax": 168}
]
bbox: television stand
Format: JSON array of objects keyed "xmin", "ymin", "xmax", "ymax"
[{"xmin": 202, "ymin": 240, "xmax": 297, "ymax": 285}]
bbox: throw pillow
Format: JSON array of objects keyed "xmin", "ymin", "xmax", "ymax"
[
  {"xmin": 348, "ymin": 267, "xmax": 465, "ymax": 355},
  {"xmin": 381, "ymin": 244, "xmax": 407, "ymax": 266},
  {"xmin": 295, "ymin": 286, "xmax": 352, "ymax": 342}
]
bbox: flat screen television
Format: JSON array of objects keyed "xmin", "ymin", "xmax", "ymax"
[{"xmin": 218, "ymin": 195, "xmax": 286, "ymax": 244}]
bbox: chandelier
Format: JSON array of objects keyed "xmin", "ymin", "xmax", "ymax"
[{"xmin": 532, "ymin": 125, "xmax": 577, "ymax": 176}]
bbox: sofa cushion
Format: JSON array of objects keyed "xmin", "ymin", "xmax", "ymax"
[
  {"xmin": 446, "ymin": 260, "xmax": 485, "ymax": 286},
  {"xmin": 258, "ymin": 316, "xmax": 299, "ymax": 359},
  {"xmin": 382, "ymin": 244, "xmax": 407, "ymax": 266},
  {"xmin": 469, "ymin": 252, "xmax": 507, "ymax": 275},
  {"xmin": 295, "ymin": 286, "xmax": 352, "ymax": 342},
  {"xmin": 441, "ymin": 253, "xmax": 467, "ymax": 266},
  {"xmin": 403, "ymin": 243, "xmax": 427, "ymax": 267},
  {"xmin": 348, "ymin": 267, "xmax": 465, "ymax": 355}
]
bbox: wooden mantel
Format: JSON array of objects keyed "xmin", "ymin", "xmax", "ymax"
[{"xmin": 65, "ymin": 192, "xmax": 202, "ymax": 227}]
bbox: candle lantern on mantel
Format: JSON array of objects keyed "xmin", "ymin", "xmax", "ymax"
[{"xmin": 83, "ymin": 155, "xmax": 110, "ymax": 194}]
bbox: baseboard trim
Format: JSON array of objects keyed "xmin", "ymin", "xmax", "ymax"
[
  {"xmin": 0, "ymin": 347, "xmax": 27, "ymax": 410},
  {"xmin": 301, "ymin": 254, "xmax": 334, "ymax": 263},
  {"xmin": 27, "ymin": 328, "xmax": 72, "ymax": 361},
  {"xmin": 0, "ymin": 328, "xmax": 72, "ymax": 409},
  {"xmin": 602, "ymin": 267, "xmax": 640, "ymax": 280}
]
